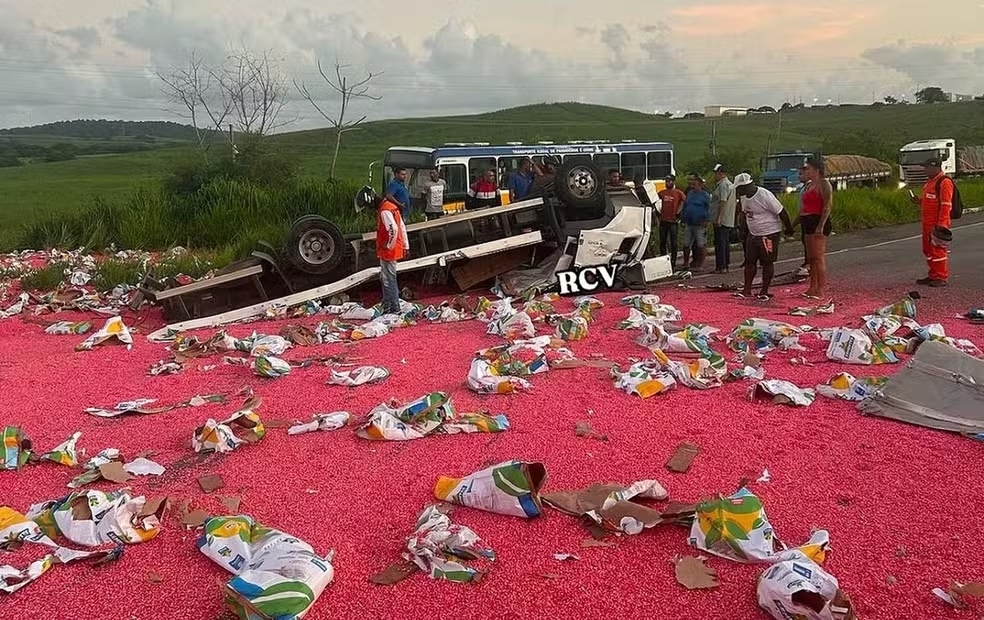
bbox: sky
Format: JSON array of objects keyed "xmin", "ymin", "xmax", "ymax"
[{"xmin": 1, "ymin": 0, "xmax": 983, "ymax": 130}]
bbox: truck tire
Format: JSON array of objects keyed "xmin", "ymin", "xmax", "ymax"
[
  {"xmin": 554, "ymin": 161, "xmax": 605, "ymax": 210},
  {"xmin": 285, "ymin": 216, "xmax": 346, "ymax": 275}
]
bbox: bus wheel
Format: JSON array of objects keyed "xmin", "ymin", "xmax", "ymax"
[
  {"xmin": 555, "ymin": 161, "xmax": 604, "ymax": 209},
  {"xmin": 286, "ymin": 216, "xmax": 346, "ymax": 274}
]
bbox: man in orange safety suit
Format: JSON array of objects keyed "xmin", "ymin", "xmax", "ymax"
[{"xmin": 911, "ymin": 156, "xmax": 952, "ymax": 287}]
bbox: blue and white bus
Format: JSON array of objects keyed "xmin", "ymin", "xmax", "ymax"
[{"xmin": 379, "ymin": 141, "xmax": 675, "ymax": 213}]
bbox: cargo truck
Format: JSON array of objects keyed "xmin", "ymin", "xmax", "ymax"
[
  {"xmin": 761, "ymin": 151, "xmax": 892, "ymax": 194},
  {"xmin": 898, "ymin": 139, "xmax": 984, "ymax": 187}
]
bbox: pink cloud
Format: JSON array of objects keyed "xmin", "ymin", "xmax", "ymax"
[{"xmin": 670, "ymin": 2, "xmax": 881, "ymax": 42}]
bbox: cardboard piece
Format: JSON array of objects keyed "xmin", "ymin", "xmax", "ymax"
[
  {"xmin": 280, "ymin": 324, "xmax": 319, "ymax": 346},
  {"xmin": 220, "ymin": 496, "xmax": 242, "ymax": 513},
  {"xmin": 581, "ymin": 539, "xmax": 616, "ymax": 548},
  {"xmin": 574, "ymin": 421, "xmax": 608, "ymax": 441},
  {"xmin": 542, "ymin": 480, "xmax": 682, "ymax": 535},
  {"xmin": 288, "ymin": 412, "xmax": 352, "ymax": 435},
  {"xmin": 98, "ymin": 461, "xmax": 132, "ymax": 484},
  {"xmin": 147, "ymin": 571, "xmax": 164, "ymax": 584},
  {"xmin": 674, "ymin": 556, "xmax": 720, "ymax": 590},
  {"xmin": 369, "ymin": 561, "xmax": 419, "ymax": 586},
  {"xmin": 666, "ymin": 442, "xmax": 700, "ymax": 473},
  {"xmin": 198, "ymin": 474, "xmax": 226, "ymax": 494}
]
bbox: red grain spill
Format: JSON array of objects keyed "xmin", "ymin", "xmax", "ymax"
[{"xmin": 1, "ymin": 282, "xmax": 982, "ymax": 620}]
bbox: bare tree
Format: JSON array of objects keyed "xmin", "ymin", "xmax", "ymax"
[
  {"xmin": 295, "ymin": 60, "xmax": 381, "ymax": 178},
  {"xmin": 217, "ymin": 50, "xmax": 293, "ymax": 137},
  {"xmin": 158, "ymin": 50, "xmax": 233, "ymax": 157},
  {"xmin": 159, "ymin": 49, "xmax": 293, "ymax": 155}
]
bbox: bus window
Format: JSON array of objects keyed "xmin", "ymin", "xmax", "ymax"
[
  {"xmin": 564, "ymin": 154, "xmax": 592, "ymax": 165},
  {"xmin": 468, "ymin": 157, "xmax": 497, "ymax": 184},
  {"xmin": 593, "ymin": 153, "xmax": 619, "ymax": 173},
  {"xmin": 621, "ymin": 152, "xmax": 647, "ymax": 181},
  {"xmin": 647, "ymin": 151, "xmax": 672, "ymax": 180},
  {"xmin": 497, "ymin": 156, "xmax": 527, "ymax": 189},
  {"xmin": 442, "ymin": 164, "xmax": 468, "ymax": 199}
]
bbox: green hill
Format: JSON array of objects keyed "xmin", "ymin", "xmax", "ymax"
[{"xmin": 2, "ymin": 101, "xmax": 984, "ymax": 234}]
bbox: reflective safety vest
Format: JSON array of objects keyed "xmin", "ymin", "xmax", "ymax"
[{"xmin": 376, "ymin": 199, "xmax": 406, "ymax": 262}]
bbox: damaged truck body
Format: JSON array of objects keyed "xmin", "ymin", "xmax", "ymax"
[{"xmin": 143, "ymin": 155, "xmax": 674, "ymax": 340}]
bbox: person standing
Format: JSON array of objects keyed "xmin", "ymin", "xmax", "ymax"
[
  {"xmin": 466, "ymin": 169, "xmax": 502, "ymax": 210},
  {"xmin": 793, "ymin": 168, "xmax": 812, "ymax": 278},
  {"xmin": 911, "ymin": 157, "xmax": 953, "ymax": 287},
  {"xmin": 608, "ymin": 169, "xmax": 624, "ymax": 187},
  {"xmin": 681, "ymin": 175, "xmax": 711, "ymax": 269},
  {"xmin": 385, "ymin": 167, "xmax": 412, "ymax": 222},
  {"xmin": 507, "ymin": 158, "xmax": 535, "ymax": 201},
  {"xmin": 420, "ymin": 168, "xmax": 447, "ymax": 221},
  {"xmin": 734, "ymin": 173, "xmax": 794, "ymax": 300},
  {"xmin": 798, "ymin": 158, "xmax": 833, "ymax": 299},
  {"xmin": 376, "ymin": 193, "xmax": 409, "ymax": 315},
  {"xmin": 657, "ymin": 175, "xmax": 686, "ymax": 269},
  {"xmin": 710, "ymin": 164, "xmax": 737, "ymax": 274}
]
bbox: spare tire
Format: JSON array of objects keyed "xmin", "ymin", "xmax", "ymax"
[
  {"xmin": 285, "ymin": 215, "xmax": 346, "ymax": 275},
  {"xmin": 554, "ymin": 160, "xmax": 604, "ymax": 209}
]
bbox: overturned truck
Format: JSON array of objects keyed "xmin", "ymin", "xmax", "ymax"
[{"xmin": 143, "ymin": 161, "xmax": 672, "ymax": 339}]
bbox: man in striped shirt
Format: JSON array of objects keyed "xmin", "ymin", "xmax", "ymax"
[{"xmin": 466, "ymin": 169, "xmax": 502, "ymax": 210}]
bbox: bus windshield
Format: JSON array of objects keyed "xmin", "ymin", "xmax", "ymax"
[{"xmin": 765, "ymin": 155, "xmax": 808, "ymax": 171}]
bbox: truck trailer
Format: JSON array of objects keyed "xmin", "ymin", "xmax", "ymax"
[{"xmin": 761, "ymin": 151, "xmax": 892, "ymax": 194}]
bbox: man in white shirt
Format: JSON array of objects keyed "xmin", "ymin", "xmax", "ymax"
[
  {"xmin": 733, "ymin": 173, "xmax": 794, "ymax": 300},
  {"xmin": 420, "ymin": 168, "xmax": 447, "ymax": 221}
]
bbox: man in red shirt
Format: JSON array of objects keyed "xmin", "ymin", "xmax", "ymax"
[
  {"xmin": 466, "ymin": 169, "xmax": 502, "ymax": 210},
  {"xmin": 911, "ymin": 157, "xmax": 952, "ymax": 287},
  {"xmin": 375, "ymin": 193, "xmax": 409, "ymax": 314},
  {"xmin": 657, "ymin": 174, "xmax": 686, "ymax": 269}
]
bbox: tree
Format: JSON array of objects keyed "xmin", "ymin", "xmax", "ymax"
[
  {"xmin": 159, "ymin": 49, "xmax": 293, "ymax": 157},
  {"xmin": 295, "ymin": 60, "xmax": 382, "ymax": 178},
  {"xmin": 915, "ymin": 86, "xmax": 949, "ymax": 104},
  {"xmin": 883, "ymin": 95, "xmax": 898, "ymax": 105}
]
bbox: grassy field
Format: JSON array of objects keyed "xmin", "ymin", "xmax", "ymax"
[{"xmin": 2, "ymin": 101, "xmax": 984, "ymax": 236}]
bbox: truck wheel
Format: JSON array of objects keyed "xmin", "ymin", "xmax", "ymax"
[
  {"xmin": 285, "ymin": 216, "xmax": 346, "ymax": 275},
  {"xmin": 554, "ymin": 161, "xmax": 604, "ymax": 209}
]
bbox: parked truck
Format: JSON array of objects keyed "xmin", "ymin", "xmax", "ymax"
[
  {"xmin": 761, "ymin": 151, "xmax": 893, "ymax": 194},
  {"xmin": 898, "ymin": 139, "xmax": 984, "ymax": 188}
]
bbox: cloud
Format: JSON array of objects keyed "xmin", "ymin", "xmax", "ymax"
[
  {"xmin": 862, "ymin": 41, "xmax": 984, "ymax": 93},
  {"xmin": 600, "ymin": 24, "xmax": 630, "ymax": 68},
  {"xmin": 54, "ymin": 26, "xmax": 101, "ymax": 50}
]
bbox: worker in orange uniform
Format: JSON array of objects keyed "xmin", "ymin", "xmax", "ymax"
[
  {"xmin": 911, "ymin": 157, "xmax": 952, "ymax": 287},
  {"xmin": 358, "ymin": 187, "xmax": 409, "ymax": 314}
]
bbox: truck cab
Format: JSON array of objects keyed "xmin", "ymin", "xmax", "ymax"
[
  {"xmin": 761, "ymin": 152, "xmax": 812, "ymax": 194},
  {"xmin": 898, "ymin": 139, "xmax": 956, "ymax": 187}
]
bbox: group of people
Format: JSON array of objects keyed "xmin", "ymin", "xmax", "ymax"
[{"xmin": 656, "ymin": 161, "xmax": 833, "ymax": 300}]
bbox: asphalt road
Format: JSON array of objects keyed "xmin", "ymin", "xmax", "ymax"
[{"xmin": 664, "ymin": 211, "xmax": 984, "ymax": 312}]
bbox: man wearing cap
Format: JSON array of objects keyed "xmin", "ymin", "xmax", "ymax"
[
  {"xmin": 710, "ymin": 164, "xmax": 737, "ymax": 274},
  {"xmin": 734, "ymin": 173, "xmax": 794, "ymax": 300},
  {"xmin": 910, "ymin": 157, "xmax": 953, "ymax": 287},
  {"xmin": 657, "ymin": 175, "xmax": 686, "ymax": 269}
]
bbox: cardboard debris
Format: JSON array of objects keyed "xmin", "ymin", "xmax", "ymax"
[
  {"xmin": 180, "ymin": 506, "xmax": 209, "ymax": 530},
  {"xmin": 581, "ymin": 539, "xmax": 617, "ymax": 548},
  {"xmin": 369, "ymin": 560, "xmax": 419, "ymax": 586},
  {"xmin": 934, "ymin": 581, "xmax": 984, "ymax": 609},
  {"xmin": 575, "ymin": 421, "xmax": 608, "ymax": 441},
  {"xmin": 543, "ymin": 480, "xmax": 684, "ymax": 535},
  {"xmin": 280, "ymin": 324, "xmax": 319, "ymax": 346},
  {"xmin": 674, "ymin": 555, "xmax": 720, "ymax": 590},
  {"xmin": 666, "ymin": 442, "xmax": 700, "ymax": 473},
  {"xmin": 220, "ymin": 496, "xmax": 242, "ymax": 513},
  {"xmin": 147, "ymin": 571, "xmax": 164, "ymax": 584},
  {"xmin": 75, "ymin": 316, "xmax": 133, "ymax": 351},
  {"xmin": 197, "ymin": 474, "xmax": 226, "ymax": 494},
  {"xmin": 198, "ymin": 515, "xmax": 335, "ymax": 619},
  {"xmin": 288, "ymin": 412, "xmax": 352, "ymax": 435},
  {"xmin": 68, "ymin": 448, "xmax": 124, "ymax": 488},
  {"xmin": 98, "ymin": 461, "xmax": 132, "ymax": 484},
  {"xmin": 750, "ymin": 380, "xmax": 816, "ymax": 407}
]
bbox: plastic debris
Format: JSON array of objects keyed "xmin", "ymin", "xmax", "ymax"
[
  {"xmin": 44, "ymin": 321, "xmax": 92, "ymax": 335},
  {"xmin": 0, "ymin": 293, "xmax": 28, "ymax": 319},
  {"xmin": 553, "ymin": 553, "xmax": 580, "ymax": 562},
  {"xmin": 39, "ymin": 432, "xmax": 82, "ymax": 467},
  {"xmin": 757, "ymin": 469, "xmax": 772, "ymax": 483},
  {"xmin": 288, "ymin": 412, "xmax": 352, "ymax": 435},
  {"xmin": 123, "ymin": 457, "xmax": 165, "ymax": 476},
  {"xmin": 554, "ymin": 315, "xmax": 589, "ymax": 341},
  {"xmin": 351, "ymin": 318, "xmax": 390, "ymax": 340},
  {"xmin": 488, "ymin": 310, "xmax": 535, "ymax": 341},
  {"xmin": 933, "ymin": 581, "xmax": 984, "ymax": 609},
  {"xmin": 827, "ymin": 328, "xmax": 877, "ymax": 365},
  {"xmin": 728, "ymin": 319, "xmax": 802, "ymax": 353},
  {"xmin": 0, "ymin": 507, "xmax": 118, "ymax": 594},
  {"xmin": 758, "ymin": 550, "xmax": 857, "ymax": 620},
  {"xmin": 403, "ymin": 505, "xmax": 494, "ymax": 583},
  {"xmin": 815, "ymin": 373, "xmax": 887, "ymax": 402},
  {"xmin": 913, "ymin": 323, "xmax": 983, "ymax": 357},
  {"xmin": 875, "ymin": 295, "xmax": 917, "ymax": 319},
  {"xmin": 621, "ymin": 294, "xmax": 682, "ymax": 321},
  {"xmin": 76, "ymin": 316, "xmax": 132, "ymax": 351},
  {"xmin": 434, "ymin": 460, "xmax": 547, "ymax": 518},
  {"xmin": 192, "ymin": 400, "xmax": 266, "ymax": 453},
  {"xmin": 750, "ymin": 380, "xmax": 816, "ymax": 407},
  {"xmin": 653, "ymin": 348, "xmax": 727, "ymax": 390},
  {"xmin": 252, "ymin": 355, "xmax": 291, "ymax": 378},
  {"xmin": 198, "ymin": 515, "xmax": 335, "ymax": 620},
  {"xmin": 2, "ymin": 426, "xmax": 32, "ymax": 470},
  {"xmin": 356, "ymin": 392, "xmax": 509, "ymax": 441},
  {"xmin": 467, "ymin": 359, "xmax": 534, "ymax": 394},
  {"xmin": 788, "ymin": 301, "xmax": 835, "ymax": 317},
  {"xmin": 85, "ymin": 394, "xmax": 226, "ymax": 418},
  {"xmin": 327, "ymin": 366, "xmax": 390, "ymax": 387},
  {"xmin": 148, "ymin": 360, "xmax": 182, "ymax": 376},
  {"xmin": 611, "ymin": 361, "xmax": 677, "ymax": 398},
  {"xmin": 27, "ymin": 489, "xmax": 167, "ymax": 547}
]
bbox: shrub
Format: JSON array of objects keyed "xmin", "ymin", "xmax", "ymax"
[{"xmin": 20, "ymin": 262, "xmax": 68, "ymax": 291}]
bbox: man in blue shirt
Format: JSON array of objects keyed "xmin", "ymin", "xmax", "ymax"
[
  {"xmin": 385, "ymin": 167, "xmax": 412, "ymax": 222},
  {"xmin": 681, "ymin": 175, "xmax": 711, "ymax": 269},
  {"xmin": 507, "ymin": 158, "xmax": 534, "ymax": 201}
]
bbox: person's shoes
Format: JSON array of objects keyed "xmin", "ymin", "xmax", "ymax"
[
  {"xmin": 928, "ymin": 279, "xmax": 948, "ymax": 288},
  {"xmin": 757, "ymin": 293, "xmax": 774, "ymax": 301},
  {"xmin": 795, "ymin": 266, "xmax": 810, "ymax": 277},
  {"xmin": 916, "ymin": 277, "xmax": 933, "ymax": 285}
]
